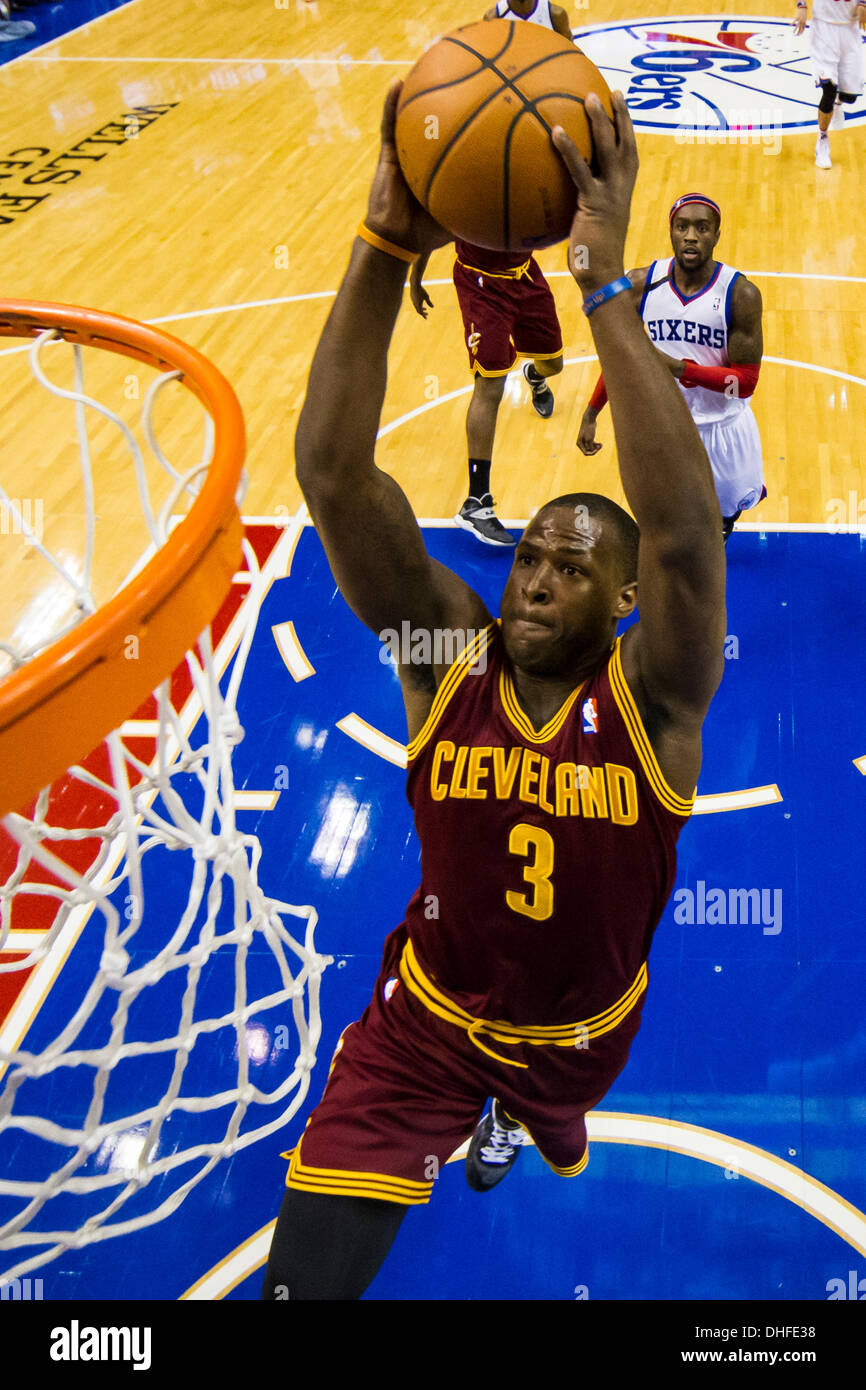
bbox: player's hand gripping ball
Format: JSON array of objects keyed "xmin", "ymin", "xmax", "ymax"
[{"xmin": 395, "ymin": 19, "xmax": 614, "ymax": 253}]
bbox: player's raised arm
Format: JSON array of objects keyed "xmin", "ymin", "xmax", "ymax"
[
  {"xmin": 554, "ymin": 96, "xmax": 725, "ymax": 795},
  {"xmin": 294, "ymin": 84, "xmax": 490, "ymax": 644}
]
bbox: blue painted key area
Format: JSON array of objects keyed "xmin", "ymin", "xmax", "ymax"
[{"xmin": 2, "ymin": 526, "xmax": 864, "ymax": 1301}]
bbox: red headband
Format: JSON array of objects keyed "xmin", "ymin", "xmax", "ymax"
[{"xmin": 669, "ymin": 193, "xmax": 721, "ymax": 223}]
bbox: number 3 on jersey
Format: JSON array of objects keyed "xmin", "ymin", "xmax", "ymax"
[{"xmin": 506, "ymin": 823, "xmax": 554, "ymax": 921}]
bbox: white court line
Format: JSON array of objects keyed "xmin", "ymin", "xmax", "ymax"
[
  {"xmin": 735, "ymin": 522, "xmax": 866, "ymax": 533},
  {"xmin": 692, "ymin": 784, "xmax": 782, "ymax": 815},
  {"xmin": 765, "ymin": 355, "xmax": 866, "ymax": 389},
  {"xmin": 0, "ymin": 272, "xmax": 863, "ymax": 359},
  {"xmin": 1, "ymin": 932, "xmax": 46, "ymax": 951},
  {"xmin": 31, "ymin": 55, "xmax": 413, "ymax": 65},
  {"xmin": 336, "ymin": 713, "xmax": 407, "ymax": 768},
  {"xmin": 272, "ymin": 619, "xmax": 315, "ymax": 682},
  {"xmin": 234, "ymin": 790, "xmax": 280, "ymax": 811},
  {"xmin": 373, "ymin": 353, "xmax": 866, "ymax": 443},
  {"xmin": 119, "ymin": 719, "xmax": 160, "ymax": 738}
]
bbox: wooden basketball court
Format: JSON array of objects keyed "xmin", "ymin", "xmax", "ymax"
[{"xmin": 0, "ymin": 0, "xmax": 863, "ymax": 558}]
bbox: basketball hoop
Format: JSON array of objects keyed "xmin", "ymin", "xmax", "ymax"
[
  {"xmin": 0, "ymin": 301, "xmax": 245, "ymax": 818},
  {"xmin": 0, "ymin": 302, "xmax": 328, "ymax": 1287}
]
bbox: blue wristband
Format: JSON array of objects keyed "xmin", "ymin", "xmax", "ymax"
[{"xmin": 582, "ymin": 275, "xmax": 632, "ymax": 317}]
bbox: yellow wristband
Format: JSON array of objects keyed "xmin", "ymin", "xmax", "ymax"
[{"xmin": 357, "ymin": 223, "xmax": 418, "ymax": 264}]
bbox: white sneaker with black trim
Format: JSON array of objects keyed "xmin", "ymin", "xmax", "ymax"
[{"xmin": 815, "ymin": 134, "xmax": 832, "ymax": 169}]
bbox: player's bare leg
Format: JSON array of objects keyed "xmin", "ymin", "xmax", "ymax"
[
  {"xmin": 524, "ymin": 352, "xmax": 563, "ymax": 418},
  {"xmin": 456, "ymin": 373, "xmax": 515, "ymax": 547},
  {"xmin": 466, "ymin": 370, "xmax": 505, "ymax": 462}
]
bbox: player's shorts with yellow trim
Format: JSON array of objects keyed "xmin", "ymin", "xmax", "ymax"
[
  {"xmin": 285, "ymin": 924, "xmax": 646, "ymax": 1204},
  {"xmin": 453, "ymin": 255, "xmax": 563, "ymax": 377}
]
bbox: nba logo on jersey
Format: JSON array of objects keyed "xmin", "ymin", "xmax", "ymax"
[
  {"xmin": 712, "ymin": 296, "xmax": 722, "ymax": 313},
  {"xmin": 582, "ymin": 698, "xmax": 599, "ymax": 733}
]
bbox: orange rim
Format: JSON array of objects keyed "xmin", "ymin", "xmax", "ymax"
[{"xmin": 0, "ymin": 300, "xmax": 245, "ymax": 818}]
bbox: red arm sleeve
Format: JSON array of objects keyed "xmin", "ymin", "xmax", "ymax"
[
  {"xmin": 679, "ymin": 361, "xmax": 761, "ymax": 397},
  {"xmin": 588, "ymin": 374, "xmax": 608, "ymax": 411}
]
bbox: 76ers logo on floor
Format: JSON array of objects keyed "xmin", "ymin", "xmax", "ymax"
[{"xmin": 574, "ymin": 16, "xmax": 866, "ymax": 132}]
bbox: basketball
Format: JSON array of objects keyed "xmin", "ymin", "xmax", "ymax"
[{"xmin": 395, "ymin": 19, "xmax": 614, "ymax": 252}]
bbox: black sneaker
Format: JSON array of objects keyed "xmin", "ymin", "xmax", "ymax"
[
  {"xmin": 524, "ymin": 363, "xmax": 554, "ymax": 419},
  {"xmin": 454, "ymin": 494, "xmax": 516, "ymax": 548},
  {"xmin": 466, "ymin": 1098, "xmax": 530, "ymax": 1192}
]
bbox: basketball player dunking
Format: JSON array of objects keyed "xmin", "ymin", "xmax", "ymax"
[
  {"xmin": 262, "ymin": 88, "xmax": 725, "ymax": 1301},
  {"xmin": 408, "ymin": 1, "xmax": 577, "ymax": 548},
  {"xmin": 578, "ymin": 194, "xmax": 765, "ymax": 543}
]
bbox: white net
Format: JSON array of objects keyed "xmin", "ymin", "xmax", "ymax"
[{"xmin": 0, "ymin": 322, "xmax": 329, "ymax": 1284}]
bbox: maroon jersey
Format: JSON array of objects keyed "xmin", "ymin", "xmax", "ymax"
[{"xmin": 403, "ymin": 622, "xmax": 693, "ymax": 1027}]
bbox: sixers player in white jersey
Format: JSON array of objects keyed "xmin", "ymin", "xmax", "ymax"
[
  {"xmin": 795, "ymin": 0, "xmax": 866, "ymax": 168},
  {"xmin": 578, "ymin": 193, "xmax": 764, "ymax": 543},
  {"xmin": 486, "ymin": 0, "xmax": 573, "ymax": 39}
]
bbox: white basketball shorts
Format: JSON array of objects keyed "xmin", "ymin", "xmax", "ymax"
[
  {"xmin": 695, "ymin": 406, "xmax": 765, "ymax": 518},
  {"xmin": 810, "ymin": 20, "xmax": 864, "ymax": 94}
]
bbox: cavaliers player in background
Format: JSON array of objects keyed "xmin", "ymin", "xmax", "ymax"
[
  {"xmin": 578, "ymin": 194, "xmax": 765, "ymax": 544},
  {"xmin": 262, "ymin": 87, "xmax": 725, "ymax": 1301},
  {"xmin": 409, "ymin": 1, "xmax": 576, "ymax": 548},
  {"xmin": 795, "ymin": 0, "xmax": 865, "ymax": 168}
]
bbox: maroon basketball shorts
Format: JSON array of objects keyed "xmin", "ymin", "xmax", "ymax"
[
  {"xmin": 284, "ymin": 926, "xmax": 645, "ymax": 1206},
  {"xmin": 453, "ymin": 257, "xmax": 563, "ymax": 377}
]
